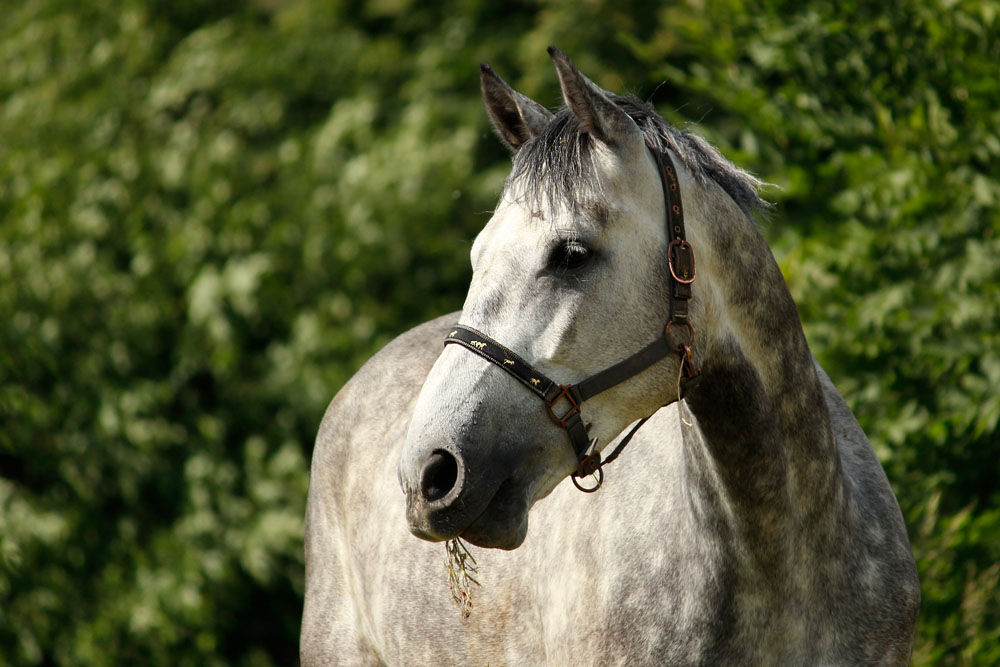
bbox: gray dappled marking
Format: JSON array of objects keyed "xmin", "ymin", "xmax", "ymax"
[{"xmin": 301, "ymin": 51, "xmax": 918, "ymax": 666}]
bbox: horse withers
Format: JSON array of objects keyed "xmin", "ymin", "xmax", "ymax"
[{"xmin": 301, "ymin": 48, "xmax": 919, "ymax": 665}]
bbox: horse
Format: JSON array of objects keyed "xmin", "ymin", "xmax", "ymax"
[{"xmin": 300, "ymin": 48, "xmax": 919, "ymax": 665}]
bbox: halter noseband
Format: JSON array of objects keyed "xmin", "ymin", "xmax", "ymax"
[{"xmin": 444, "ymin": 145, "xmax": 700, "ymax": 492}]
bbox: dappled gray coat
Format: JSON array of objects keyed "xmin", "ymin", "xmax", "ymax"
[{"xmin": 301, "ymin": 49, "xmax": 919, "ymax": 665}]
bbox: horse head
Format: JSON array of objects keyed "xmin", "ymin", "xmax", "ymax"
[{"xmin": 398, "ymin": 48, "xmax": 706, "ymax": 549}]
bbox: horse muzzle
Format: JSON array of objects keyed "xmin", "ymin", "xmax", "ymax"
[{"xmin": 401, "ymin": 446, "xmax": 530, "ymax": 550}]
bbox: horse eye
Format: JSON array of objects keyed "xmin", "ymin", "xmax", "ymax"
[{"xmin": 548, "ymin": 240, "xmax": 592, "ymax": 272}]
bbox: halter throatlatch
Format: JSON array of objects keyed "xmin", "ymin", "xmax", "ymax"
[{"xmin": 444, "ymin": 145, "xmax": 701, "ymax": 492}]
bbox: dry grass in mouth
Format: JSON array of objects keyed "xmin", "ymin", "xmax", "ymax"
[{"xmin": 445, "ymin": 537, "xmax": 480, "ymax": 617}]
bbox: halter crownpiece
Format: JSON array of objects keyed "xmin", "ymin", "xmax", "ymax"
[{"xmin": 444, "ymin": 144, "xmax": 700, "ymax": 492}]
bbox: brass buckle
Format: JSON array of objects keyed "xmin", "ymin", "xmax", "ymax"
[
  {"xmin": 545, "ymin": 384, "xmax": 580, "ymax": 427},
  {"xmin": 665, "ymin": 321, "xmax": 700, "ymax": 387},
  {"xmin": 577, "ymin": 452, "xmax": 602, "ymax": 478},
  {"xmin": 667, "ymin": 239, "xmax": 696, "ymax": 284}
]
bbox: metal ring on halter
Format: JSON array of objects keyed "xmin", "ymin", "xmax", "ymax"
[
  {"xmin": 571, "ymin": 467, "xmax": 604, "ymax": 493},
  {"xmin": 664, "ymin": 320, "xmax": 695, "ymax": 347}
]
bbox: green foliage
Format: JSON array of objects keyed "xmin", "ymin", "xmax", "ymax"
[{"xmin": 1, "ymin": 0, "xmax": 996, "ymax": 663}]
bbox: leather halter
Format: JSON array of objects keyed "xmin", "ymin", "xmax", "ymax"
[{"xmin": 444, "ymin": 145, "xmax": 700, "ymax": 492}]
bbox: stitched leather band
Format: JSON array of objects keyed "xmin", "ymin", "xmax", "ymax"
[
  {"xmin": 444, "ymin": 323, "xmax": 677, "ymax": 462},
  {"xmin": 444, "ymin": 325, "xmax": 559, "ymax": 401},
  {"xmin": 656, "ymin": 147, "xmax": 694, "ymax": 324}
]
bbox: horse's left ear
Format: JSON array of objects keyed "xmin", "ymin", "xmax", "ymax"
[
  {"xmin": 548, "ymin": 46, "xmax": 643, "ymax": 152},
  {"xmin": 481, "ymin": 63, "xmax": 554, "ymax": 152}
]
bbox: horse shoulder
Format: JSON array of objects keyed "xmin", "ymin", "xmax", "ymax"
[
  {"xmin": 301, "ymin": 312, "xmax": 459, "ymax": 666},
  {"xmin": 816, "ymin": 359, "xmax": 920, "ymax": 662}
]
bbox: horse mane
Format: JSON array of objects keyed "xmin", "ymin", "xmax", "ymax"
[{"xmin": 508, "ymin": 94, "xmax": 770, "ymax": 220}]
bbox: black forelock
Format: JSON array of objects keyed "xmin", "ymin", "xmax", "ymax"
[{"xmin": 506, "ymin": 94, "xmax": 769, "ymax": 220}]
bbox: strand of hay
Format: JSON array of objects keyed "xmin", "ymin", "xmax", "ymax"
[{"xmin": 445, "ymin": 538, "xmax": 480, "ymax": 617}]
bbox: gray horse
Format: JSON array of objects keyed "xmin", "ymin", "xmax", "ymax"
[{"xmin": 301, "ymin": 49, "xmax": 919, "ymax": 665}]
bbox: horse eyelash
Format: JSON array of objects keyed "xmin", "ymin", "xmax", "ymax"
[{"xmin": 548, "ymin": 239, "xmax": 593, "ymax": 272}]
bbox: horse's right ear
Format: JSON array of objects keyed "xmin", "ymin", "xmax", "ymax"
[
  {"xmin": 481, "ymin": 63, "xmax": 554, "ymax": 152},
  {"xmin": 548, "ymin": 46, "xmax": 642, "ymax": 153}
]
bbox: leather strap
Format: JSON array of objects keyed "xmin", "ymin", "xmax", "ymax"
[
  {"xmin": 444, "ymin": 325, "xmax": 560, "ymax": 402},
  {"xmin": 571, "ymin": 336, "xmax": 674, "ymax": 403},
  {"xmin": 654, "ymin": 148, "xmax": 695, "ymax": 325},
  {"xmin": 444, "ymin": 324, "xmax": 678, "ymax": 465}
]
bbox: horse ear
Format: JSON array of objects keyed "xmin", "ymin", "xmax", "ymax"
[
  {"xmin": 548, "ymin": 46, "xmax": 642, "ymax": 151},
  {"xmin": 481, "ymin": 63, "xmax": 554, "ymax": 152}
]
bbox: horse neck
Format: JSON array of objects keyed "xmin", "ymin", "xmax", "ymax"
[{"xmin": 679, "ymin": 176, "xmax": 845, "ymax": 554}]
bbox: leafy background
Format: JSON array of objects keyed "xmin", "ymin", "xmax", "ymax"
[{"xmin": 1, "ymin": 0, "xmax": 996, "ymax": 664}]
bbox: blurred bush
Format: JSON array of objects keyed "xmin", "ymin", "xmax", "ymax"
[{"xmin": 1, "ymin": 0, "xmax": 996, "ymax": 664}]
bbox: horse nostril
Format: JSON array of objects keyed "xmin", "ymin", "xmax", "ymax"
[{"xmin": 420, "ymin": 450, "xmax": 458, "ymax": 502}]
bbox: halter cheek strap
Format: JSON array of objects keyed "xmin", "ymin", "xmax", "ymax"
[{"xmin": 443, "ymin": 145, "xmax": 700, "ymax": 492}]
